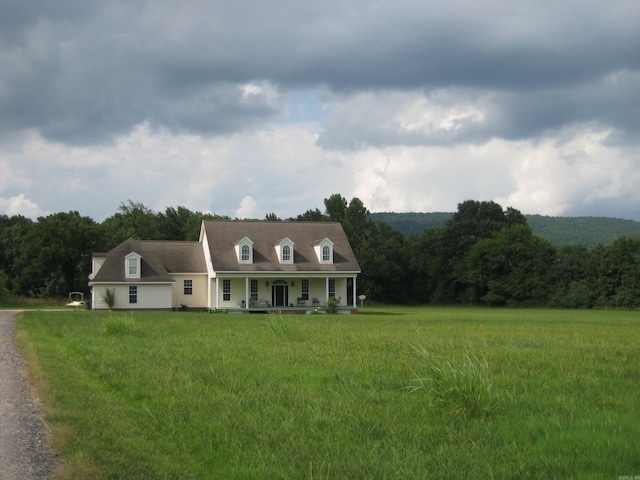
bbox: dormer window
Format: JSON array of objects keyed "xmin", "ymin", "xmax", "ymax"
[
  {"xmin": 314, "ymin": 238, "xmax": 334, "ymax": 264},
  {"xmin": 125, "ymin": 252, "xmax": 141, "ymax": 279},
  {"xmin": 235, "ymin": 236, "xmax": 254, "ymax": 264},
  {"xmin": 275, "ymin": 237, "xmax": 294, "ymax": 264}
]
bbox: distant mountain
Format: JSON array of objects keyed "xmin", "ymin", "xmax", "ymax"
[{"xmin": 370, "ymin": 212, "xmax": 640, "ymax": 248}]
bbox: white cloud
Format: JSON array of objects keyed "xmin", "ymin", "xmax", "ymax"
[
  {"xmin": 3, "ymin": 117, "xmax": 640, "ymax": 222},
  {"xmin": 0, "ymin": 194, "xmax": 47, "ymax": 219},
  {"xmin": 493, "ymin": 127, "xmax": 640, "ymax": 217},
  {"xmin": 0, "ymin": 158, "xmax": 28, "ymax": 192},
  {"xmin": 317, "ymin": 89, "xmax": 498, "ymax": 150},
  {"xmin": 235, "ymin": 196, "xmax": 260, "ymax": 219}
]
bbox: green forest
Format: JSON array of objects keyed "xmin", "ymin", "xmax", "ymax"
[{"xmin": 2, "ymin": 195, "xmax": 640, "ymax": 308}]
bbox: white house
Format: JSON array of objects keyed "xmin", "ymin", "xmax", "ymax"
[{"xmin": 89, "ymin": 220, "xmax": 361, "ymax": 312}]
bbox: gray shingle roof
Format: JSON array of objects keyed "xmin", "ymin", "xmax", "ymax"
[
  {"xmin": 202, "ymin": 221, "xmax": 360, "ymax": 273},
  {"xmin": 90, "ymin": 221, "xmax": 360, "ymax": 284},
  {"xmin": 90, "ymin": 238, "xmax": 206, "ymax": 283}
]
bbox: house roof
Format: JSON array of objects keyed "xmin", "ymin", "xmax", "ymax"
[
  {"xmin": 90, "ymin": 238, "xmax": 207, "ymax": 284},
  {"xmin": 202, "ymin": 220, "xmax": 361, "ymax": 273}
]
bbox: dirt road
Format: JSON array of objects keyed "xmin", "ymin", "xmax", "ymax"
[{"xmin": 0, "ymin": 311, "xmax": 58, "ymax": 479}]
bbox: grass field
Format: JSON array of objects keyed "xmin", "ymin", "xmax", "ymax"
[
  {"xmin": 16, "ymin": 307, "xmax": 640, "ymax": 479},
  {"xmin": 1, "ymin": 295, "xmax": 67, "ymax": 309}
]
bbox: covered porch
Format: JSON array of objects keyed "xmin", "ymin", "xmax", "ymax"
[
  {"xmin": 209, "ymin": 273, "xmax": 359, "ymax": 314},
  {"xmin": 215, "ymin": 305, "xmax": 359, "ymax": 315}
]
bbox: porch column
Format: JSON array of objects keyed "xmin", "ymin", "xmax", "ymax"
[
  {"xmin": 353, "ymin": 276, "xmax": 357, "ymax": 308},
  {"xmin": 245, "ymin": 277, "xmax": 249, "ymax": 309},
  {"xmin": 325, "ymin": 277, "xmax": 330, "ymax": 303},
  {"xmin": 215, "ymin": 277, "xmax": 219, "ymax": 309}
]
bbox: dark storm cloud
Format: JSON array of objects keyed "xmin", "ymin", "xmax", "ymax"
[{"xmin": 0, "ymin": 0, "xmax": 638, "ymax": 146}]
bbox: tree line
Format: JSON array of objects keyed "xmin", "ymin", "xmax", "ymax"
[
  {"xmin": 371, "ymin": 211, "xmax": 640, "ymax": 248},
  {"xmin": 1, "ymin": 196, "xmax": 640, "ymax": 309}
]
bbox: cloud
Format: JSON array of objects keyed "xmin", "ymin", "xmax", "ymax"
[
  {"xmin": 348, "ymin": 125, "xmax": 640, "ymax": 219},
  {"xmin": 0, "ymin": 194, "xmax": 47, "ymax": 219},
  {"xmin": 235, "ymin": 196, "xmax": 259, "ymax": 219},
  {"xmin": 2, "ymin": 1, "xmax": 638, "ymax": 146},
  {"xmin": 317, "ymin": 89, "xmax": 495, "ymax": 149},
  {"xmin": 0, "ymin": 1, "xmax": 639, "ymax": 221}
]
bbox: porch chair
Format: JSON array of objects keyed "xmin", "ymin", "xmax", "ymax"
[
  {"xmin": 296, "ymin": 297, "xmax": 306, "ymax": 306},
  {"xmin": 312, "ymin": 297, "xmax": 320, "ymax": 307}
]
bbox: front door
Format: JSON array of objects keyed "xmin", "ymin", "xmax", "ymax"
[{"xmin": 272, "ymin": 282, "xmax": 289, "ymax": 307}]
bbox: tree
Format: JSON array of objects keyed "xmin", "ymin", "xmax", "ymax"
[
  {"xmin": 357, "ymin": 222, "xmax": 409, "ymax": 303},
  {"xmin": 100, "ymin": 201, "xmax": 162, "ymax": 248},
  {"xmin": 439, "ymin": 200, "xmax": 530, "ymax": 303},
  {"xmin": 21, "ymin": 212, "xmax": 99, "ymax": 296},
  {"xmin": 407, "ymin": 227, "xmax": 447, "ymax": 303},
  {"xmin": 295, "ymin": 208, "xmax": 325, "ymax": 222},
  {"xmin": 465, "ymin": 224, "xmax": 556, "ymax": 306},
  {"xmin": 549, "ymin": 244, "xmax": 595, "ymax": 308},
  {"xmin": 265, "ymin": 213, "xmax": 281, "ymax": 222},
  {"xmin": 343, "ymin": 197, "xmax": 373, "ymax": 256},
  {"xmin": 324, "ymin": 193, "xmax": 348, "ymax": 223},
  {"xmin": 159, "ymin": 206, "xmax": 204, "ymax": 241},
  {"xmin": 592, "ymin": 237, "xmax": 640, "ymax": 308},
  {"xmin": 0, "ymin": 215, "xmax": 34, "ymax": 294}
]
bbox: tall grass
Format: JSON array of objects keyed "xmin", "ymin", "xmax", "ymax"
[
  {"xmin": 267, "ymin": 312, "xmax": 304, "ymax": 340},
  {"xmin": 408, "ymin": 343, "xmax": 500, "ymax": 418},
  {"xmin": 99, "ymin": 313, "xmax": 143, "ymax": 336},
  {"xmin": 16, "ymin": 307, "xmax": 640, "ymax": 479}
]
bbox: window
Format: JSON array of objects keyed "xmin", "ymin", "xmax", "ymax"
[
  {"xmin": 184, "ymin": 279, "xmax": 193, "ymax": 295},
  {"xmin": 276, "ymin": 238, "xmax": 294, "ymax": 264},
  {"xmin": 315, "ymin": 238, "xmax": 334, "ymax": 264},
  {"xmin": 301, "ymin": 279, "xmax": 309, "ymax": 300},
  {"xmin": 223, "ymin": 279, "xmax": 231, "ymax": 301},
  {"xmin": 125, "ymin": 253, "xmax": 141, "ymax": 278},
  {"xmin": 328, "ymin": 279, "xmax": 335, "ymax": 299},
  {"xmin": 250, "ymin": 279, "xmax": 258, "ymax": 301},
  {"xmin": 129, "ymin": 285, "xmax": 138, "ymax": 304},
  {"xmin": 128, "ymin": 258, "xmax": 137, "ymax": 276},
  {"xmin": 236, "ymin": 237, "xmax": 253, "ymax": 263}
]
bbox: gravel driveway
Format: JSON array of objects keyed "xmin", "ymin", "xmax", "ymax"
[{"xmin": 0, "ymin": 311, "xmax": 58, "ymax": 479}]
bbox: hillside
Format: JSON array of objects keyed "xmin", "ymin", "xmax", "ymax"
[{"xmin": 370, "ymin": 212, "xmax": 640, "ymax": 248}]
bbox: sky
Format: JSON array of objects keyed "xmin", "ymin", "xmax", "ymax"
[{"xmin": 1, "ymin": 0, "xmax": 639, "ymax": 222}]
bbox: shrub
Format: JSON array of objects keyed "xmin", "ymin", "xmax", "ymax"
[
  {"xmin": 101, "ymin": 288, "xmax": 115, "ymax": 310},
  {"xmin": 326, "ymin": 296, "xmax": 339, "ymax": 314}
]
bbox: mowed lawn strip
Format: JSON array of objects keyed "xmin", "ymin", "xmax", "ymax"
[{"xmin": 16, "ymin": 308, "xmax": 640, "ymax": 479}]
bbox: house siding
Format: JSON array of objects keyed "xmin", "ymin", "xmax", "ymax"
[
  {"xmin": 91, "ymin": 284, "xmax": 172, "ymax": 310},
  {"xmin": 171, "ymin": 274, "xmax": 208, "ymax": 310},
  {"xmin": 212, "ymin": 278, "xmax": 255, "ymax": 308}
]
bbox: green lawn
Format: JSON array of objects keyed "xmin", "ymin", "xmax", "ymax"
[{"xmin": 16, "ymin": 307, "xmax": 640, "ymax": 479}]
